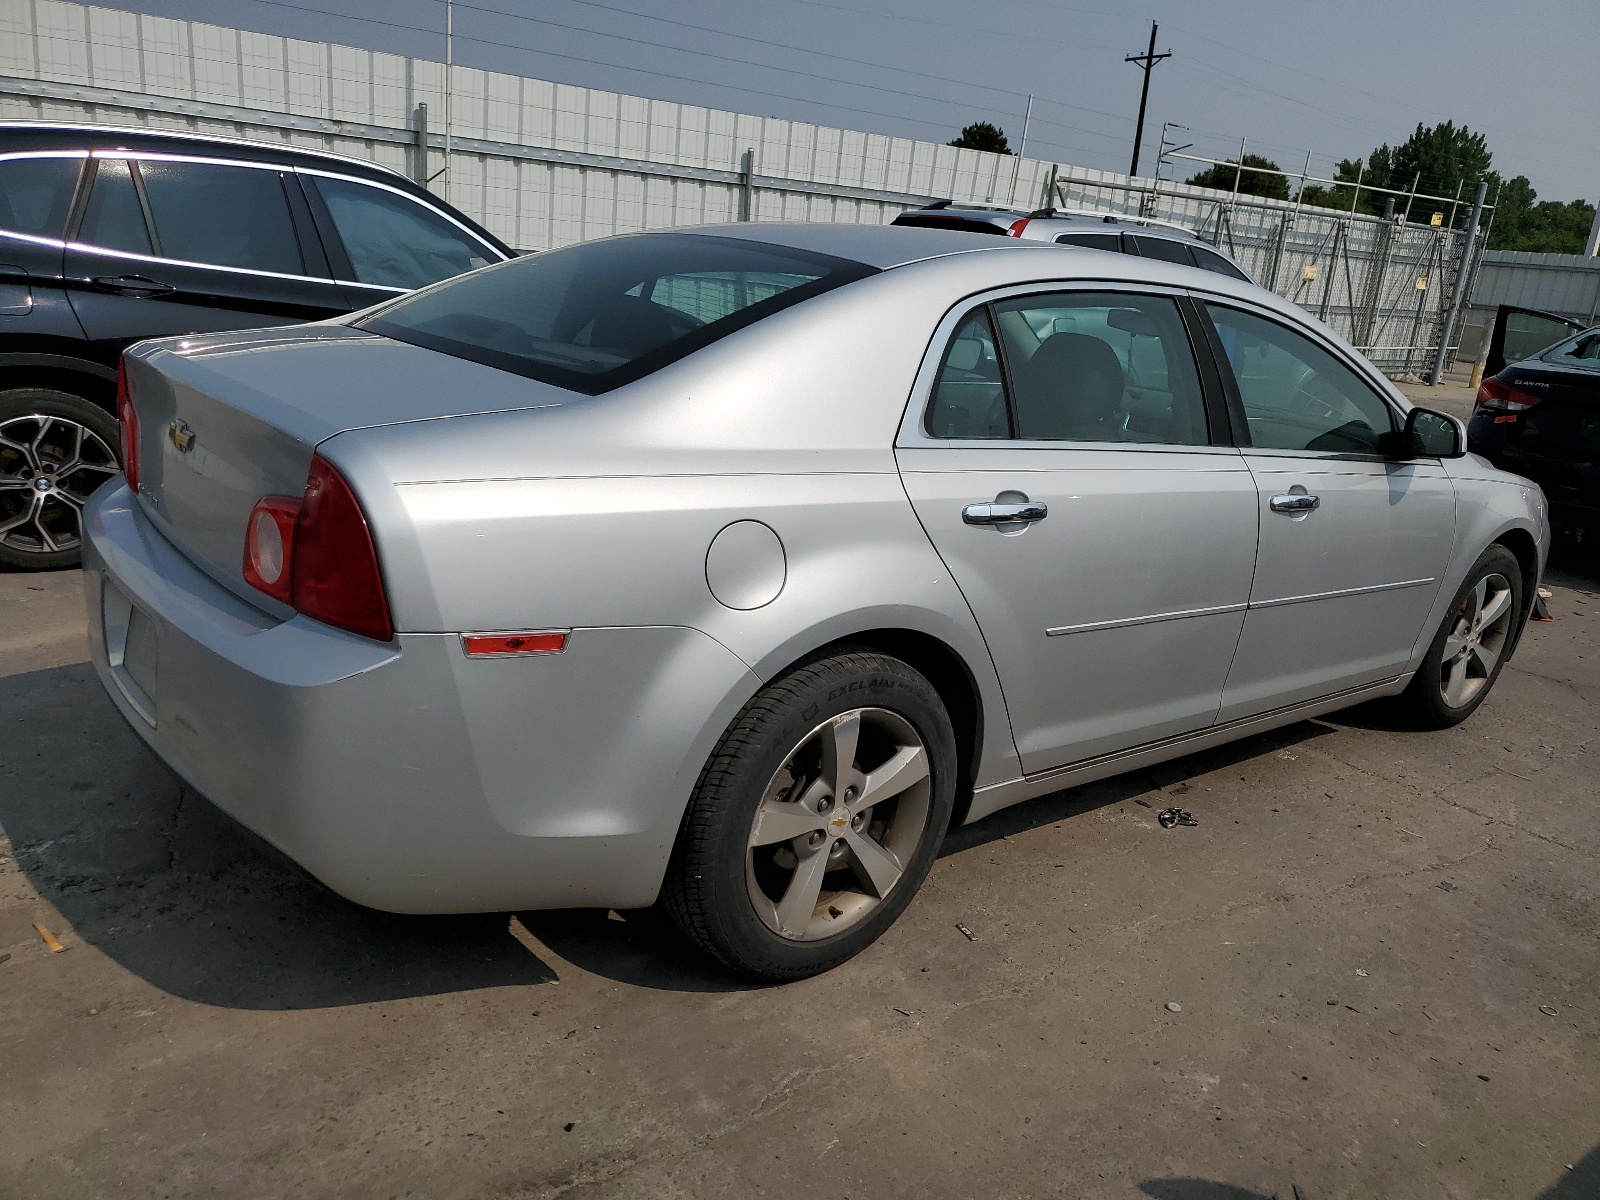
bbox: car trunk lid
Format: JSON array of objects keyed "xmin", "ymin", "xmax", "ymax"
[{"xmin": 123, "ymin": 324, "xmax": 573, "ymax": 602}]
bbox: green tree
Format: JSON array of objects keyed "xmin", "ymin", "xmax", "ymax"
[
  {"xmin": 1185, "ymin": 153, "xmax": 1289, "ymax": 201},
  {"xmin": 1486, "ymin": 175, "xmax": 1597, "ymax": 253},
  {"xmin": 948, "ymin": 121, "xmax": 1012, "ymax": 155}
]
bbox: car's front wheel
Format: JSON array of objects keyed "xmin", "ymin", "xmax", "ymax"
[
  {"xmin": 0, "ymin": 388, "xmax": 122, "ymax": 570},
  {"xmin": 1392, "ymin": 544, "xmax": 1523, "ymax": 729},
  {"xmin": 664, "ymin": 649, "xmax": 957, "ymax": 981}
]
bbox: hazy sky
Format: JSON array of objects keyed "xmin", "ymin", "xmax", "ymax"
[{"xmin": 90, "ymin": 0, "xmax": 1599, "ymax": 203}]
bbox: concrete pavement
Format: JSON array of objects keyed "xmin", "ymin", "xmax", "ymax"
[{"xmin": 2, "ymin": 542, "xmax": 1597, "ymax": 1199}]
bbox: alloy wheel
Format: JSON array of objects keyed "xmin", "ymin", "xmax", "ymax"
[
  {"xmin": 0, "ymin": 413, "xmax": 120, "ymax": 555},
  {"xmin": 1439, "ymin": 572, "xmax": 1514, "ymax": 709},
  {"xmin": 745, "ymin": 707, "xmax": 933, "ymax": 942}
]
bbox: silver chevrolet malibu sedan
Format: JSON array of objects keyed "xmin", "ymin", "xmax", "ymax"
[{"xmin": 86, "ymin": 223, "xmax": 1547, "ymax": 980}]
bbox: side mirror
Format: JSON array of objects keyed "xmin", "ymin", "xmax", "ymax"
[{"xmin": 1381, "ymin": 407, "xmax": 1465, "ymax": 459}]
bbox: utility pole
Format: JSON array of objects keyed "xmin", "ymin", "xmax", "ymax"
[
  {"xmin": 1429, "ymin": 180, "xmax": 1488, "ymax": 386},
  {"xmin": 1125, "ymin": 21, "xmax": 1171, "ymax": 179}
]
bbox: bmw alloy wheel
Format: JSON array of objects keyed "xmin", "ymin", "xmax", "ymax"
[{"xmin": 0, "ymin": 412, "xmax": 120, "ymax": 557}]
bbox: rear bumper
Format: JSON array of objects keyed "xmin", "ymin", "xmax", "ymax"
[{"xmin": 84, "ymin": 482, "xmax": 760, "ymax": 913}]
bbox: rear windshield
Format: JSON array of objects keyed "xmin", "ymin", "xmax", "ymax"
[
  {"xmin": 891, "ymin": 214, "xmax": 1008, "ymax": 235},
  {"xmin": 359, "ymin": 233, "xmax": 876, "ymax": 394}
]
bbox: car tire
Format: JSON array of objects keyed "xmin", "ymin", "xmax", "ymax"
[
  {"xmin": 0, "ymin": 387, "xmax": 122, "ymax": 571},
  {"xmin": 1391, "ymin": 544, "xmax": 1523, "ymax": 730},
  {"xmin": 664, "ymin": 649, "xmax": 957, "ymax": 982}
]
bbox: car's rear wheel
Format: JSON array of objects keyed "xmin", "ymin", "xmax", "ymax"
[
  {"xmin": 664, "ymin": 650, "xmax": 957, "ymax": 981},
  {"xmin": 0, "ymin": 388, "xmax": 121, "ymax": 571},
  {"xmin": 1392, "ymin": 544, "xmax": 1523, "ymax": 729}
]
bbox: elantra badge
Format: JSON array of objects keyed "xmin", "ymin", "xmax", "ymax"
[{"xmin": 167, "ymin": 420, "xmax": 195, "ymax": 453}]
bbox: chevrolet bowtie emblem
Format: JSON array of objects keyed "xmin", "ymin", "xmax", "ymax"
[{"xmin": 167, "ymin": 420, "xmax": 195, "ymax": 453}]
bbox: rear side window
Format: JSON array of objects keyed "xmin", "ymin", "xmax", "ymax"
[
  {"xmin": 312, "ymin": 175, "xmax": 494, "ymax": 289},
  {"xmin": 1191, "ymin": 244, "xmax": 1250, "ymax": 281},
  {"xmin": 1054, "ymin": 232, "xmax": 1121, "ymax": 251},
  {"xmin": 1128, "ymin": 235, "xmax": 1195, "ymax": 267},
  {"xmin": 138, "ymin": 160, "xmax": 303, "ymax": 275},
  {"xmin": 925, "ymin": 292, "xmax": 1209, "ymax": 445},
  {"xmin": 0, "ymin": 156, "xmax": 80, "ymax": 238},
  {"xmin": 77, "ymin": 159, "xmax": 151, "ymax": 255},
  {"xmin": 361, "ymin": 232, "xmax": 877, "ymax": 394},
  {"xmin": 927, "ymin": 307, "xmax": 1006, "ymax": 438}
]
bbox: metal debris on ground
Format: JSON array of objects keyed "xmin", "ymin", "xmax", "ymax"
[
  {"xmin": 1540, "ymin": 1005, "xmax": 1559, "ymax": 1017},
  {"xmin": 1356, "ymin": 969, "xmax": 1370, "ymax": 977},
  {"xmin": 33, "ymin": 923, "xmax": 65, "ymax": 953},
  {"xmin": 955, "ymin": 923, "xmax": 978, "ymax": 941},
  {"xmin": 1437, "ymin": 881, "xmax": 1457, "ymax": 892},
  {"xmin": 1171, "ymin": 782, "xmax": 1189, "ymax": 795},
  {"xmin": 1134, "ymin": 798, "xmax": 1153, "ymax": 808},
  {"xmin": 1157, "ymin": 808, "xmax": 1198, "ymax": 828},
  {"xmin": 1532, "ymin": 587, "xmax": 1554, "ymax": 621},
  {"xmin": 893, "ymin": 1007, "xmax": 916, "ymax": 1017},
  {"xmin": 1165, "ymin": 1002, "xmax": 1181, "ymax": 1013}
]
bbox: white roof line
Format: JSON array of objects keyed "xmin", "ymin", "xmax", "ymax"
[{"xmin": 0, "ymin": 120, "xmax": 413, "ymax": 182}]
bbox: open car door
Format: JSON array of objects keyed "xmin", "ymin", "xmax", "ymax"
[{"xmin": 1486, "ymin": 304, "xmax": 1587, "ymax": 375}]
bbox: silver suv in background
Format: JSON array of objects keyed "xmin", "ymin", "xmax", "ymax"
[{"xmin": 892, "ymin": 204, "xmax": 1253, "ymax": 283}]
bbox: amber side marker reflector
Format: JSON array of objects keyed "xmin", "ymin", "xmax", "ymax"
[{"xmin": 462, "ymin": 631, "xmax": 568, "ymax": 657}]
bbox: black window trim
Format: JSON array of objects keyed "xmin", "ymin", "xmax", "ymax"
[
  {"xmin": 1193, "ymin": 293, "xmax": 1406, "ymax": 461},
  {"xmin": 358, "ymin": 233, "xmax": 882, "ymax": 397},
  {"xmin": 63, "ymin": 151, "xmax": 357, "ymax": 289},
  {"xmin": 0, "ymin": 149, "xmax": 91, "ymax": 245},
  {"xmin": 919, "ymin": 282, "xmax": 1229, "ymax": 449}
]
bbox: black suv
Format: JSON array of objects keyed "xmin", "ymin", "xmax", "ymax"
[{"xmin": 0, "ymin": 122, "xmax": 512, "ymax": 569}]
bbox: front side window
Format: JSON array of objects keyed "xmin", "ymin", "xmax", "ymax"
[
  {"xmin": 137, "ymin": 160, "xmax": 303, "ymax": 275},
  {"xmin": 0, "ymin": 156, "xmax": 81, "ymax": 238},
  {"xmin": 1543, "ymin": 330, "xmax": 1600, "ymax": 373},
  {"xmin": 996, "ymin": 292, "xmax": 1208, "ymax": 444},
  {"xmin": 76, "ymin": 159, "xmax": 151, "ymax": 255},
  {"xmin": 926, "ymin": 307, "xmax": 1006, "ymax": 438},
  {"xmin": 1206, "ymin": 303, "xmax": 1395, "ymax": 453},
  {"xmin": 312, "ymin": 175, "xmax": 494, "ymax": 290},
  {"xmin": 360, "ymin": 232, "xmax": 876, "ymax": 394}
]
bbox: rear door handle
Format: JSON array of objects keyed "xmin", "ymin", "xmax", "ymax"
[
  {"xmin": 91, "ymin": 274, "xmax": 175, "ymax": 297},
  {"xmin": 1269, "ymin": 493, "xmax": 1320, "ymax": 513},
  {"xmin": 963, "ymin": 501, "xmax": 1049, "ymax": 525}
]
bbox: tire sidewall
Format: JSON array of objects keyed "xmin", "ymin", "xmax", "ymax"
[
  {"xmin": 1412, "ymin": 545, "xmax": 1523, "ymax": 727},
  {"xmin": 687, "ymin": 652, "xmax": 956, "ymax": 978},
  {"xmin": 0, "ymin": 387, "xmax": 120, "ymax": 571}
]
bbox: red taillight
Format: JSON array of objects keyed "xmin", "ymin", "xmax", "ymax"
[
  {"xmin": 242, "ymin": 455, "xmax": 393, "ymax": 642},
  {"xmin": 1007, "ymin": 218, "xmax": 1031, "ymax": 237},
  {"xmin": 242, "ymin": 495, "xmax": 301, "ymax": 603},
  {"xmin": 1475, "ymin": 375, "xmax": 1543, "ymax": 421},
  {"xmin": 116, "ymin": 359, "xmax": 138, "ymax": 492}
]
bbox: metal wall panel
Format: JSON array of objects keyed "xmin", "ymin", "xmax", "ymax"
[
  {"xmin": 0, "ymin": 0, "xmax": 1463, "ymax": 370},
  {"xmin": 1469, "ymin": 251, "xmax": 1600, "ymax": 324}
]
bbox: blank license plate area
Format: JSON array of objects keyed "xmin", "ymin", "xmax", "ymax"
[{"xmin": 102, "ymin": 577, "xmax": 158, "ymax": 723}]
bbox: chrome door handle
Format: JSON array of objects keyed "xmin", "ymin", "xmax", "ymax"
[
  {"xmin": 1269, "ymin": 493, "xmax": 1320, "ymax": 513},
  {"xmin": 963, "ymin": 501, "xmax": 1048, "ymax": 525}
]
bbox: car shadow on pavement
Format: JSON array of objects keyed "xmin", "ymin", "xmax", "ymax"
[
  {"xmin": 939, "ymin": 720, "xmax": 1336, "ymax": 858},
  {"xmin": 1538, "ymin": 1142, "xmax": 1600, "ymax": 1199},
  {"xmin": 0, "ymin": 661, "xmax": 563, "ymax": 1009},
  {"xmin": 1138, "ymin": 1183, "xmax": 1274, "ymax": 1200}
]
